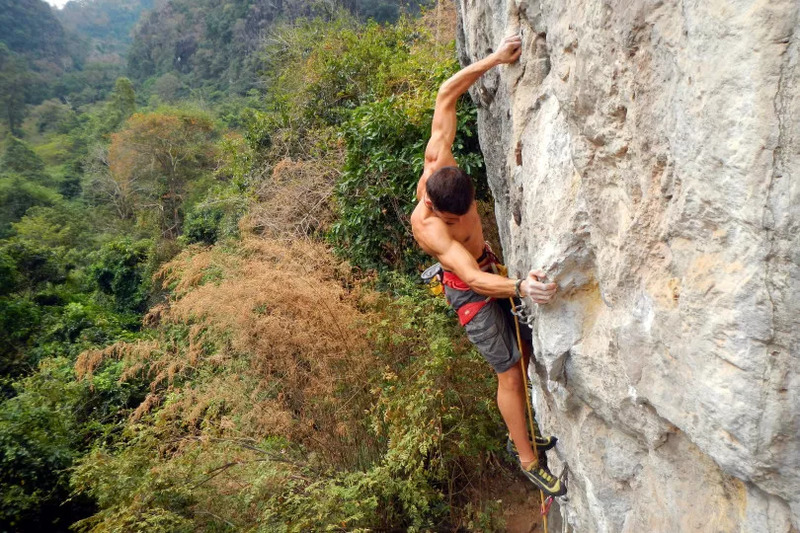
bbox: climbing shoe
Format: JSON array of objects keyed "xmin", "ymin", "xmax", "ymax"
[
  {"xmin": 520, "ymin": 461, "xmax": 567, "ymax": 497},
  {"xmin": 506, "ymin": 434, "xmax": 558, "ymax": 457},
  {"xmin": 530, "ymin": 417, "xmax": 553, "ymax": 447},
  {"xmin": 507, "ymin": 435, "xmax": 555, "ymax": 471}
]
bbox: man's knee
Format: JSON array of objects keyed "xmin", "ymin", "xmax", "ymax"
[{"xmin": 497, "ymin": 364, "xmax": 525, "ymax": 393}]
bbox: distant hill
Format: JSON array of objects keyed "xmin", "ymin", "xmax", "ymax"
[
  {"xmin": 126, "ymin": 0, "xmax": 431, "ymax": 97},
  {"xmin": 0, "ymin": 0, "xmax": 156, "ymax": 118},
  {"xmin": 0, "ymin": 0, "xmax": 79, "ymax": 66},
  {"xmin": 56, "ymin": 0, "xmax": 155, "ymax": 62}
]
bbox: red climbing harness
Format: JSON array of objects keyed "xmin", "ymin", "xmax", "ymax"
[
  {"xmin": 451, "ymin": 297, "xmax": 491, "ymax": 326},
  {"xmin": 441, "ymin": 244, "xmax": 501, "ymax": 326}
]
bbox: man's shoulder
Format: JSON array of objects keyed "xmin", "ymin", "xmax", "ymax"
[
  {"xmin": 410, "ymin": 200, "xmax": 424, "ymax": 223},
  {"xmin": 411, "ymin": 204, "xmax": 444, "ymax": 233},
  {"xmin": 412, "ymin": 207, "xmax": 451, "ymax": 253}
]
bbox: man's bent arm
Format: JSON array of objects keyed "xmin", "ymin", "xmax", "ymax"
[
  {"xmin": 424, "ymin": 55, "xmax": 500, "ymax": 164},
  {"xmin": 437, "ymin": 238, "xmax": 518, "ymax": 298},
  {"xmin": 436, "ymin": 236, "xmax": 557, "ymax": 302}
]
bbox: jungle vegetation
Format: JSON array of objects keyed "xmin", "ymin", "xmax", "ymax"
[{"xmin": 0, "ymin": 1, "xmax": 518, "ymax": 531}]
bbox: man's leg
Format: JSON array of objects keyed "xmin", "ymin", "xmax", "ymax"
[
  {"xmin": 520, "ymin": 336, "xmax": 531, "ymax": 369},
  {"xmin": 496, "ymin": 363, "xmax": 536, "ymax": 468},
  {"xmin": 504, "ymin": 301, "xmax": 556, "ymax": 450},
  {"xmin": 497, "ymin": 362, "xmax": 566, "ymax": 496}
]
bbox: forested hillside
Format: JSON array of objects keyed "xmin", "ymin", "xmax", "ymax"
[
  {"xmin": 0, "ymin": 1, "xmax": 534, "ymax": 531},
  {"xmin": 57, "ymin": 0, "xmax": 155, "ymax": 58}
]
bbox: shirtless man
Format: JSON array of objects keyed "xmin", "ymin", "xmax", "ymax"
[{"xmin": 410, "ymin": 35, "xmax": 565, "ymax": 497}]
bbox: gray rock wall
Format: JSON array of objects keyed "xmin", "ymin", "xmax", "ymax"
[{"xmin": 454, "ymin": 1, "xmax": 800, "ymax": 531}]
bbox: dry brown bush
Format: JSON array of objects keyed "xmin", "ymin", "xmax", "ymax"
[
  {"xmin": 76, "ymin": 236, "xmax": 378, "ymax": 466},
  {"xmin": 244, "ymin": 132, "xmax": 345, "ymax": 241},
  {"xmin": 420, "ymin": 0, "xmax": 458, "ymax": 47}
]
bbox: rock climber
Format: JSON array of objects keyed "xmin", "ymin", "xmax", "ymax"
[{"xmin": 410, "ymin": 34, "xmax": 566, "ymax": 497}]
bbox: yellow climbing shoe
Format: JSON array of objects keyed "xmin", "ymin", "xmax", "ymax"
[
  {"xmin": 520, "ymin": 461, "xmax": 566, "ymax": 497},
  {"xmin": 506, "ymin": 434, "xmax": 558, "ymax": 456}
]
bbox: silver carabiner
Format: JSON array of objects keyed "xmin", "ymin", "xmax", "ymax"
[{"xmin": 511, "ymin": 300, "xmax": 535, "ymax": 327}]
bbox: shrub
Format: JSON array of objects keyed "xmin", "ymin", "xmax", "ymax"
[
  {"xmin": 70, "ymin": 239, "xmax": 506, "ymax": 531},
  {"xmin": 0, "ymin": 357, "xmax": 145, "ymax": 530},
  {"xmin": 183, "ymin": 205, "xmax": 225, "ymax": 245},
  {"xmin": 257, "ymin": 14, "xmax": 487, "ymax": 272},
  {"xmin": 89, "ymin": 238, "xmax": 151, "ymax": 314},
  {"xmin": 183, "ymin": 195, "xmax": 248, "ymax": 246}
]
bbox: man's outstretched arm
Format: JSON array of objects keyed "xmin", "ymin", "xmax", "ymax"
[{"xmin": 416, "ymin": 35, "xmax": 522, "ymax": 200}]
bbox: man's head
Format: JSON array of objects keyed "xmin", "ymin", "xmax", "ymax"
[{"xmin": 425, "ymin": 166, "xmax": 474, "ymax": 222}]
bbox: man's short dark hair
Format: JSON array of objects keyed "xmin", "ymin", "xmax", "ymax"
[{"xmin": 426, "ymin": 166, "xmax": 474, "ymax": 215}]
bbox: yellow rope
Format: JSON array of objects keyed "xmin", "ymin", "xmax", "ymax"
[{"xmin": 509, "ymin": 296, "xmax": 549, "ymax": 533}]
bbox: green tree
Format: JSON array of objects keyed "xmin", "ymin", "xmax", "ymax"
[
  {"xmin": 0, "ymin": 175, "xmax": 60, "ymax": 237},
  {"xmin": 32, "ymin": 98, "xmax": 77, "ymax": 134},
  {"xmin": 54, "ymin": 62, "xmax": 125, "ymax": 107},
  {"xmin": 89, "ymin": 238, "xmax": 151, "ymax": 314},
  {"xmin": 0, "ymin": 357, "xmax": 145, "ymax": 530},
  {"xmin": 11, "ymin": 204, "xmax": 92, "ymax": 250},
  {"xmin": 1, "ymin": 136, "xmax": 50, "ymax": 184},
  {"xmin": 152, "ymin": 72, "xmax": 183, "ymax": 104},
  {"xmin": 108, "ymin": 109, "xmax": 219, "ymax": 239},
  {"xmin": 101, "ymin": 77, "xmax": 136, "ymax": 134},
  {"xmin": 0, "ymin": 137, "xmax": 57, "ymax": 236},
  {"xmin": 0, "ymin": 44, "xmax": 29, "ymax": 135}
]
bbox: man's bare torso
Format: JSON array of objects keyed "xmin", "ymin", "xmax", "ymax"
[{"xmin": 410, "ymin": 200, "xmax": 486, "ymax": 266}]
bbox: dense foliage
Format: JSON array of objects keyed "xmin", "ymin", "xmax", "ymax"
[
  {"xmin": 68, "ymin": 239, "xmax": 504, "ymax": 532},
  {"xmin": 57, "ymin": 0, "xmax": 156, "ymax": 54},
  {"xmin": 0, "ymin": 2, "xmax": 520, "ymax": 531},
  {"xmin": 249, "ymin": 15, "xmax": 484, "ymax": 271},
  {"xmin": 126, "ymin": 0, "xmax": 431, "ymax": 99}
]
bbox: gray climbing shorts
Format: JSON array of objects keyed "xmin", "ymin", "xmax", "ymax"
[{"xmin": 446, "ymin": 286, "xmax": 532, "ymax": 374}]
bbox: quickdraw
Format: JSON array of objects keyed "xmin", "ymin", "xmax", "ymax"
[
  {"xmin": 511, "ymin": 299, "xmax": 535, "ymax": 328},
  {"xmin": 542, "ymin": 469, "xmax": 569, "ymax": 516}
]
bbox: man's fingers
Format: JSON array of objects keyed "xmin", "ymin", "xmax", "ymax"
[
  {"xmin": 527, "ymin": 272, "xmax": 555, "ymax": 287},
  {"xmin": 528, "ymin": 288, "xmax": 556, "ymax": 299},
  {"xmin": 528, "ymin": 289, "xmax": 554, "ymax": 303},
  {"xmin": 496, "ymin": 35, "xmax": 522, "ymax": 64},
  {"xmin": 503, "ymin": 35, "xmax": 522, "ymax": 50},
  {"xmin": 529, "ymin": 269, "xmax": 546, "ymax": 280},
  {"xmin": 522, "ymin": 271, "xmax": 557, "ymax": 304}
]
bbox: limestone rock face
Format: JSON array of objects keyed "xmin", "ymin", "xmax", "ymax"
[{"xmin": 454, "ymin": 1, "xmax": 800, "ymax": 531}]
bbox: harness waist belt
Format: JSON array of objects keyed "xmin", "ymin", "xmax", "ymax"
[
  {"xmin": 443, "ymin": 270, "xmax": 494, "ymax": 325},
  {"xmin": 453, "ymin": 299, "xmax": 492, "ymax": 326}
]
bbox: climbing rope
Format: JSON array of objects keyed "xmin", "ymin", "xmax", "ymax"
[{"xmin": 509, "ymin": 296, "xmax": 549, "ymax": 533}]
